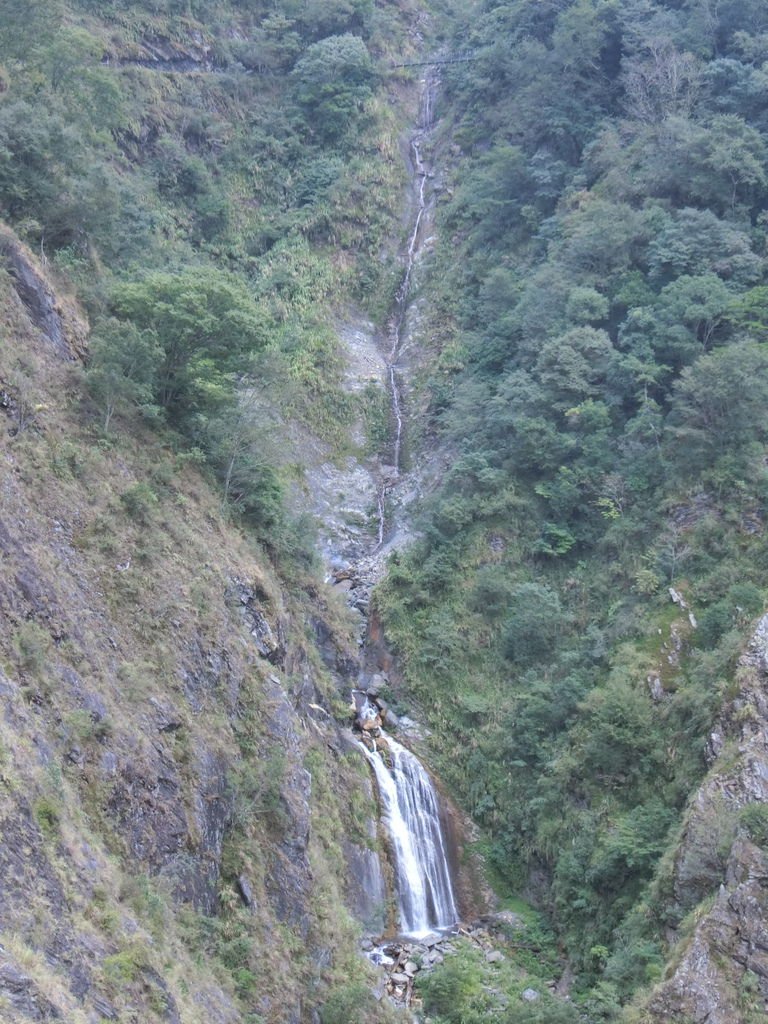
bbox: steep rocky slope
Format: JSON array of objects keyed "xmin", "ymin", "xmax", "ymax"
[
  {"xmin": 0, "ymin": 236, "xmax": 398, "ymax": 1023},
  {"xmin": 638, "ymin": 613, "xmax": 768, "ymax": 1023}
]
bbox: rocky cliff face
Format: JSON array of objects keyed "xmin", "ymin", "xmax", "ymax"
[
  {"xmin": 0, "ymin": 232, "xmax": 392, "ymax": 1023},
  {"xmin": 0, "ymin": 227, "xmax": 88, "ymax": 363},
  {"xmin": 643, "ymin": 614, "xmax": 768, "ymax": 1023}
]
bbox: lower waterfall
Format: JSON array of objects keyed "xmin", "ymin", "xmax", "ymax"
[{"xmin": 359, "ymin": 729, "xmax": 458, "ymax": 939}]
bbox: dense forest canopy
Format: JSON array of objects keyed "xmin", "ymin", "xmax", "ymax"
[{"xmin": 377, "ymin": 0, "xmax": 768, "ymax": 1014}]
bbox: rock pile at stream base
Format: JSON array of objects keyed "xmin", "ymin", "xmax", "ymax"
[
  {"xmin": 364, "ymin": 912, "xmax": 530, "ymax": 1012},
  {"xmin": 364, "ymin": 934, "xmax": 451, "ymax": 1011}
]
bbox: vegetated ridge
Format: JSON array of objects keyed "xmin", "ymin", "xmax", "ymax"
[{"xmin": 375, "ymin": 0, "xmax": 768, "ymax": 1021}]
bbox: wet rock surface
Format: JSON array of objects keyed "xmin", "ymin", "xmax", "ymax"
[
  {"xmin": 343, "ymin": 833, "xmax": 388, "ymax": 937},
  {"xmin": 313, "ymin": 69, "xmax": 497, "ymax": 994},
  {"xmin": 290, "ymin": 316, "xmax": 386, "ymax": 571},
  {"xmin": 290, "ymin": 71, "xmax": 443, "ymax": 585}
]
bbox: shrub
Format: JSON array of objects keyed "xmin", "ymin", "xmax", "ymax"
[
  {"xmin": 502, "ymin": 582, "xmax": 565, "ymax": 665},
  {"xmin": 418, "ymin": 950, "xmax": 485, "ymax": 1024},
  {"xmin": 291, "ymin": 34, "xmax": 376, "ymax": 143},
  {"xmin": 319, "ymin": 981, "xmax": 379, "ymax": 1024},
  {"xmin": 13, "ymin": 621, "xmax": 50, "ymax": 675},
  {"xmin": 120, "ymin": 482, "xmax": 158, "ymax": 524},
  {"xmin": 740, "ymin": 803, "xmax": 768, "ymax": 847},
  {"xmin": 33, "ymin": 797, "xmax": 60, "ymax": 837}
]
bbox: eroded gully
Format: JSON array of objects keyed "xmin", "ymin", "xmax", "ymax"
[
  {"xmin": 375, "ymin": 71, "xmax": 438, "ymax": 549},
  {"xmin": 353, "ymin": 66, "xmax": 461, "ymax": 934}
]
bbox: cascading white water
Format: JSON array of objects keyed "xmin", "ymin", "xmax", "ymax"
[
  {"xmin": 352, "ymin": 68, "xmax": 457, "ymax": 943},
  {"xmin": 360, "ymin": 733, "xmax": 458, "ymax": 938}
]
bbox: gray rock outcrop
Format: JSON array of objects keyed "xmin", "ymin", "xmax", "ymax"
[{"xmin": 645, "ymin": 612, "xmax": 768, "ymax": 1021}]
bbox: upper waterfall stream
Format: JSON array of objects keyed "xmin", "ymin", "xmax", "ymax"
[{"xmin": 375, "ymin": 71, "xmax": 438, "ymax": 549}]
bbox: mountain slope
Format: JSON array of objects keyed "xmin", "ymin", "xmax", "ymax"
[
  {"xmin": 0, "ymin": 237, "xmax": 398, "ymax": 1024},
  {"xmin": 374, "ymin": 0, "xmax": 768, "ymax": 1018}
]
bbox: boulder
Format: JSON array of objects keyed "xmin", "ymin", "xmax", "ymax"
[
  {"xmin": 237, "ymin": 875, "xmax": 255, "ymax": 909},
  {"xmin": 367, "ymin": 673, "xmax": 387, "ymax": 698},
  {"xmin": 368, "ymin": 952, "xmax": 395, "ymax": 969},
  {"xmin": 481, "ymin": 910, "xmax": 524, "ymax": 933}
]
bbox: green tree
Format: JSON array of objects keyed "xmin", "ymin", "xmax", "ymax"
[
  {"xmin": 45, "ymin": 26, "xmax": 101, "ymax": 91},
  {"xmin": 535, "ymin": 326, "xmax": 614, "ymax": 411},
  {"xmin": 291, "ymin": 34, "xmax": 375, "ymax": 142},
  {"xmin": 665, "ymin": 342, "xmax": 768, "ymax": 472},
  {"xmin": 652, "ymin": 273, "xmax": 732, "ymax": 368},
  {"xmin": 503, "ymin": 582, "xmax": 566, "ymax": 665},
  {"xmin": 203, "ymin": 377, "xmax": 285, "ymax": 534},
  {"xmin": 0, "ymin": 101, "xmax": 83, "ymax": 226},
  {"xmin": 566, "ymin": 286, "xmax": 609, "ymax": 325},
  {"xmin": 299, "ymin": 0, "xmax": 373, "ymax": 41},
  {"xmin": 450, "ymin": 144, "xmax": 533, "ymax": 244},
  {"xmin": 0, "ymin": 0, "xmax": 62, "ymax": 62},
  {"xmin": 109, "ymin": 269, "xmax": 267, "ymax": 426},
  {"xmin": 87, "ymin": 318, "xmax": 162, "ymax": 432},
  {"xmin": 647, "ymin": 208, "xmax": 762, "ymax": 287},
  {"xmin": 698, "ymin": 113, "xmax": 768, "ymax": 211},
  {"xmin": 552, "ymin": 0, "xmax": 619, "ymax": 80},
  {"xmin": 728, "ymin": 286, "xmax": 768, "ymax": 341}
]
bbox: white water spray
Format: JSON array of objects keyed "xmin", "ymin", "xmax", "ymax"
[{"xmin": 360, "ymin": 734, "xmax": 457, "ymax": 938}]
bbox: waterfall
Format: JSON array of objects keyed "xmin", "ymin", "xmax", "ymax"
[
  {"xmin": 385, "ymin": 84, "xmax": 433, "ymax": 480},
  {"xmin": 360, "ymin": 733, "xmax": 458, "ymax": 939},
  {"xmin": 349, "ymin": 69, "xmax": 457, "ymax": 943},
  {"xmin": 374, "ymin": 70, "xmax": 439, "ymax": 550}
]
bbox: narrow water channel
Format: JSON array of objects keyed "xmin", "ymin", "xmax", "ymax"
[
  {"xmin": 375, "ymin": 70, "xmax": 439, "ymax": 549},
  {"xmin": 356, "ymin": 69, "xmax": 459, "ymax": 943}
]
